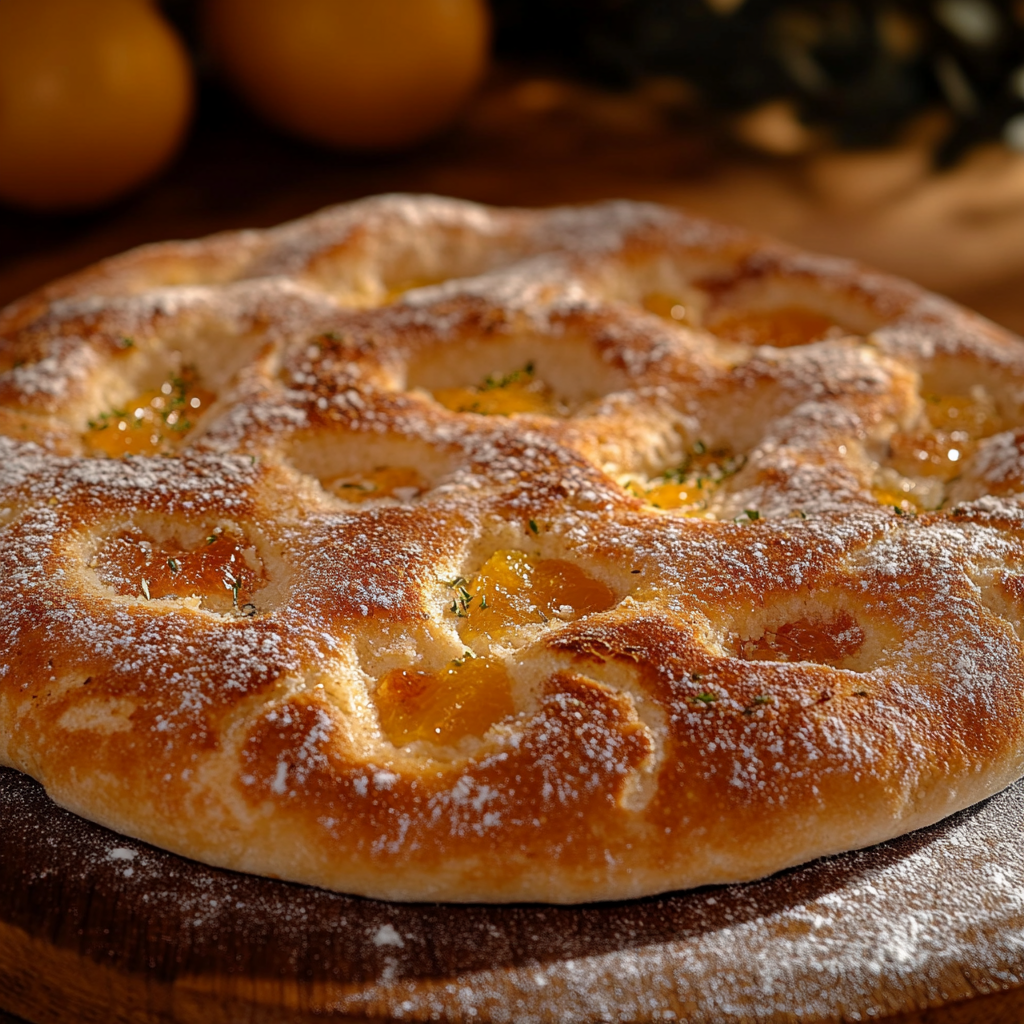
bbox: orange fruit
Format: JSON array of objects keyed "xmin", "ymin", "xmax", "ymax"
[
  {"xmin": 0, "ymin": 0, "xmax": 193, "ymax": 210},
  {"xmin": 205, "ymin": 0, "xmax": 490, "ymax": 151}
]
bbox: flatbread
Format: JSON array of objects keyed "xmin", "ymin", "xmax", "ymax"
[{"xmin": 2, "ymin": 194, "xmax": 1024, "ymax": 903}]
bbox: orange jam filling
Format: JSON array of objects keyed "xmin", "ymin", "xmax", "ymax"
[
  {"xmin": 881, "ymin": 391, "xmax": 1001, "ymax": 495},
  {"xmin": 708, "ymin": 306, "xmax": 838, "ymax": 348},
  {"xmin": 327, "ymin": 466, "xmax": 426, "ymax": 502},
  {"xmin": 628, "ymin": 443, "xmax": 744, "ymax": 513},
  {"xmin": 84, "ymin": 368, "xmax": 214, "ymax": 457},
  {"xmin": 871, "ymin": 481, "xmax": 928, "ymax": 512},
  {"xmin": 95, "ymin": 527, "xmax": 265, "ymax": 613},
  {"xmin": 382, "ymin": 275, "xmax": 443, "ymax": 303},
  {"xmin": 637, "ymin": 479, "xmax": 714, "ymax": 512},
  {"xmin": 452, "ymin": 549, "xmax": 616, "ymax": 642},
  {"xmin": 643, "ymin": 292, "xmax": 692, "ymax": 323},
  {"xmin": 433, "ymin": 363, "xmax": 557, "ymax": 416},
  {"xmin": 375, "ymin": 655, "xmax": 514, "ymax": 746},
  {"xmin": 738, "ymin": 612, "xmax": 864, "ymax": 666}
]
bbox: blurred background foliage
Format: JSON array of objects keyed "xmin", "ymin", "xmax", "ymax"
[{"xmin": 491, "ymin": 0, "xmax": 1024, "ymax": 163}]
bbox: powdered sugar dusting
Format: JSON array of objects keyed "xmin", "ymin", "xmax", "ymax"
[{"xmin": 3, "ymin": 194, "xmax": 1024, "ymax": 912}]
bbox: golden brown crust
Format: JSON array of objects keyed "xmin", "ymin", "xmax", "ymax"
[{"xmin": 2, "ymin": 194, "xmax": 1024, "ymax": 902}]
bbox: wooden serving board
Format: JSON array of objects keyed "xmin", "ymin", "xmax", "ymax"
[{"xmin": 1, "ymin": 768, "xmax": 1024, "ymax": 1023}]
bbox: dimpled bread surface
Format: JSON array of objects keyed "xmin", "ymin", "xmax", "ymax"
[{"xmin": 2, "ymin": 195, "xmax": 1024, "ymax": 903}]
